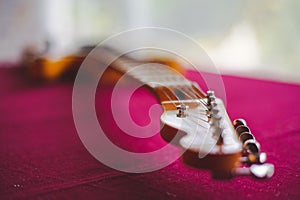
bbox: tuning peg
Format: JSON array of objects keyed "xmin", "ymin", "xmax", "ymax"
[
  {"xmin": 236, "ymin": 125, "xmax": 250, "ymax": 136},
  {"xmin": 207, "ymin": 90, "xmax": 215, "ymax": 100},
  {"xmin": 243, "ymin": 139, "xmax": 260, "ymax": 154},
  {"xmin": 240, "ymin": 152, "xmax": 267, "ymax": 164},
  {"xmin": 207, "ymin": 90, "xmax": 216, "ymax": 109},
  {"xmin": 239, "ymin": 132, "xmax": 255, "ymax": 143},
  {"xmin": 232, "ymin": 163, "xmax": 275, "ymax": 178},
  {"xmin": 233, "ymin": 119, "xmax": 247, "ymax": 129}
]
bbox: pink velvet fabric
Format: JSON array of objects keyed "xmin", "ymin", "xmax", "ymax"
[{"xmin": 0, "ymin": 65, "xmax": 299, "ymax": 199}]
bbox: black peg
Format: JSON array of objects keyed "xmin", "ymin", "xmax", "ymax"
[
  {"xmin": 236, "ymin": 125, "xmax": 250, "ymax": 136},
  {"xmin": 233, "ymin": 118, "xmax": 247, "ymax": 129},
  {"xmin": 243, "ymin": 139, "xmax": 260, "ymax": 154},
  {"xmin": 239, "ymin": 132, "xmax": 255, "ymax": 143}
]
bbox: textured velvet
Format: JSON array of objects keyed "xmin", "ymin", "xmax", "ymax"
[{"xmin": 0, "ymin": 65, "xmax": 299, "ymax": 199}]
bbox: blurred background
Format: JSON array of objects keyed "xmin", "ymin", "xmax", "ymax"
[{"xmin": 0, "ymin": 0, "xmax": 299, "ymax": 83}]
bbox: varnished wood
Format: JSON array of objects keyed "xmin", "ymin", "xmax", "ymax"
[
  {"xmin": 24, "ymin": 46, "xmax": 243, "ymax": 176},
  {"xmin": 93, "ymin": 47, "xmax": 207, "ymax": 107}
]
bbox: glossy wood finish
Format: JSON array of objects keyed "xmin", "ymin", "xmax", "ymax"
[
  {"xmin": 101, "ymin": 48, "xmax": 242, "ymax": 174},
  {"xmin": 25, "ymin": 46, "xmax": 243, "ymax": 175}
]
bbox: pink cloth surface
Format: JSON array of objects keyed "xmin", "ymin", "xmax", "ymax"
[{"xmin": 0, "ymin": 65, "xmax": 299, "ymax": 199}]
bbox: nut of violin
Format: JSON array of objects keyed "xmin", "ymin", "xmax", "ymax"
[
  {"xmin": 233, "ymin": 119, "xmax": 247, "ymax": 129},
  {"xmin": 243, "ymin": 139, "xmax": 260, "ymax": 154},
  {"xmin": 236, "ymin": 125, "xmax": 251, "ymax": 136},
  {"xmin": 239, "ymin": 132, "xmax": 255, "ymax": 143}
]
